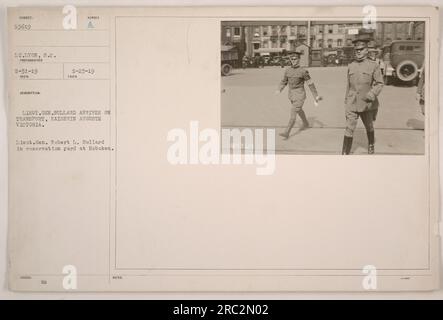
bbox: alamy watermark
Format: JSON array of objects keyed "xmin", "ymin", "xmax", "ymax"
[
  {"xmin": 167, "ymin": 121, "xmax": 276, "ymax": 175},
  {"xmin": 62, "ymin": 264, "xmax": 77, "ymax": 290},
  {"xmin": 362, "ymin": 265, "xmax": 377, "ymax": 290}
]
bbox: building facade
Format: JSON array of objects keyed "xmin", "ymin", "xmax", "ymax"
[{"xmin": 221, "ymin": 21, "xmax": 425, "ymax": 58}]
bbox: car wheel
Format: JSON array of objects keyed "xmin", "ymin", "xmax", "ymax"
[
  {"xmin": 396, "ymin": 60, "xmax": 418, "ymax": 82},
  {"xmin": 221, "ymin": 64, "xmax": 232, "ymax": 76}
]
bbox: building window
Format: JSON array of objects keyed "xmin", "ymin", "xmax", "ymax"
[
  {"xmin": 327, "ymin": 39, "xmax": 333, "ymax": 48},
  {"xmin": 263, "ymin": 26, "xmax": 268, "ymax": 36},
  {"xmin": 234, "ymin": 27, "xmax": 240, "ymax": 36},
  {"xmin": 414, "ymin": 23, "xmax": 424, "ymax": 40},
  {"xmin": 262, "ymin": 40, "xmax": 268, "ymax": 48},
  {"xmin": 397, "ymin": 23, "xmax": 406, "ymax": 34},
  {"xmin": 253, "ymin": 27, "xmax": 260, "ymax": 37},
  {"xmin": 333, "ymin": 24, "xmax": 339, "ymax": 34},
  {"xmin": 253, "ymin": 43, "xmax": 260, "ymax": 50},
  {"xmin": 337, "ymin": 39, "xmax": 343, "ymax": 47},
  {"xmin": 280, "ymin": 26, "xmax": 287, "ymax": 34},
  {"xmin": 385, "ymin": 23, "xmax": 392, "ymax": 33},
  {"xmin": 272, "ymin": 26, "xmax": 278, "ymax": 36},
  {"xmin": 225, "ymin": 28, "xmax": 231, "ymax": 38}
]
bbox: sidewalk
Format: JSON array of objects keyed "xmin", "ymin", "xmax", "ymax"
[{"xmin": 222, "ymin": 125, "xmax": 425, "ymax": 155}]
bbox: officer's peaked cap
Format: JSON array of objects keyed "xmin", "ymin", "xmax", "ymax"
[{"xmin": 352, "ymin": 30, "xmax": 373, "ymax": 49}]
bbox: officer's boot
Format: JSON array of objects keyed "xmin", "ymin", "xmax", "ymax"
[
  {"xmin": 280, "ymin": 119, "xmax": 295, "ymax": 139},
  {"xmin": 297, "ymin": 110, "xmax": 310, "ymax": 130},
  {"xmin": 367, "ymin": 130, "xmax": 375, "ymax": 154},
  {"xmin": 342, "ymin": 136, "xmax": 353, "ymax": 155}
]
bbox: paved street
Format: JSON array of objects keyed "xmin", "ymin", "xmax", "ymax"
[{"xmin": 221, "ymin": 66, "xmax": 425, "ymax": 154}]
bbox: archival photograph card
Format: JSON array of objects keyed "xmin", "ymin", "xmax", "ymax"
[{"xmin": 6, "ymin": 6, "xmax": 440, "ymax": 291}]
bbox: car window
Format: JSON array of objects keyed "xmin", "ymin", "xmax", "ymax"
[
  {"xmin": 394, "ymin": 43, "xmax": 423, "ymax": 52},
  {"xmin": 413, "ymin": 45, "xmax": 423, "ymax": 52}
]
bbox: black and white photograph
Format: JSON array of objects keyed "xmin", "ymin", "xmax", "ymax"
[
  {"xmin": 221, "ymin": 21, "xmax": 426, "ymax": 155},
  {"xmin": 2, "ymin": 4, "xmax": 440, "ymax": 296}
]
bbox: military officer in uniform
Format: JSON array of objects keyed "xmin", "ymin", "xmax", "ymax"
[
  {"xmin": 275, "ymin": 49, "xmax": 322, "ymax": 140},
  {"xmin": 368, "ymin": 45, "xmax": 381, "ymax": 66},
  {"xmin": 342, "ymin": 35, "xmax": 384, "ymax": 155}
]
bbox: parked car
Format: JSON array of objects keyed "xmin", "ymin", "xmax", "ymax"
[
  {"xmin": 280, "ymin": 55, "xmax": 291, "ymax": 67},
  {"xmin": 253, "ymin": 55, "xmax": 266, "ymax": 68},
  {"xmin": 382, "ymin": 40, "xmax": 424, "ymax": 85},
  {"xmin": 323, "ymin": 51, "xmax": 339, "ymax": 66},
  {"xmin": 221, "ymin": 45, "xmax": 239, "ymax": 76},
  {"xmin": 262, "ymin": 55, "xmax": 271, "ymax": 65},
  {"xmin": 269, "ymin": 56, "xmax": 283, "ymax": 66}
]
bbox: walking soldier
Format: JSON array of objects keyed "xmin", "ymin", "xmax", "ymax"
[
  {"xmin": 275, "ymin": 48, "xmax": 322, "ymax": 140},
  {"xmin": 342, "ymin": 34, "xmax": 384, "ymax": 154}
]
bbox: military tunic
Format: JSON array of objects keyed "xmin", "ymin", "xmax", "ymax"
[
  {"xmin": 344, "ymin": 58, "xmax": 384, "ymax": 136},
  {"xmin": 279, "ymin": 66, "xmax": 311, "ymax": 111},
  {"xmin": 345, "ymin": 58, "xmax": 383, "ymax": 112}
]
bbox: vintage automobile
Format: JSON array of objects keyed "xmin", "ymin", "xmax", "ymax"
[
  {"xmin": 265, "ymin": 55, "xmax": 279, "ymax": 66},
  {"xmin": 280, "ymin": 55, "xmax": 291, "ymax": 67},
  {"xmin": 221, "ymin": 45, "xmax": 239, "ymax": 76},
  {"xmin": 323, "ymin": 50, "xmax": 343, "ymax": 67},
  {"xmin": 254, "ymin": 55, "xmax": 266, "ymax": 68},
  {"xmin": 382, "ymin": 40, "xmax": 424, "ymax": 85},
  {"xmin": 241, "ymin": 55, "xmax": 265, "ymax": 68},
  {"xmin": 262, "ymin": 55, "xmax": 271, "ymax": 65}
]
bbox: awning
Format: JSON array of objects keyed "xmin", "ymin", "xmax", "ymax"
[
  {"xmin": 221, "ymin": 45, "xmax": 237, "ymax": 51},
  {"xmin": 253, "ymin": 48, "xmax": 285, "ymax": 53}
]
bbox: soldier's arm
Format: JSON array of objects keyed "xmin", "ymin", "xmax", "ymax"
[
  {"xmin": 277, "ymin": 69, "xmax": 288, "ymax": 92},
  {"xmin": 367, "ymin": 64, "xmax": 384, "ymax": 100},
  {"xmin": 304, "ymin": 70, "xmax": 322, "ymax": 102},
  {"xmin": 344, "ymin": 67, "xmax": 350, "ymax": 104}
]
